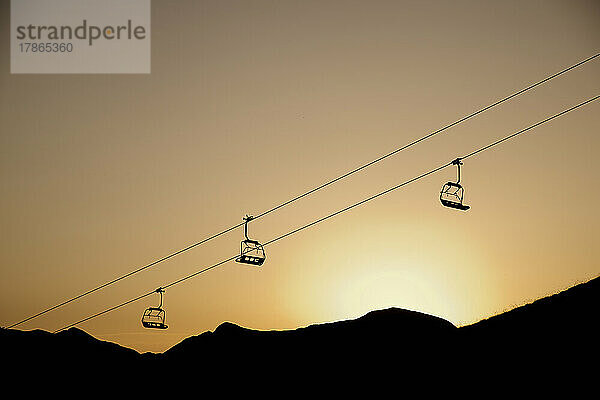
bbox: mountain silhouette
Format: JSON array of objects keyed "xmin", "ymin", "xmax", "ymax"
[
  {"xmin": 3, "ymin": 275, "xmax": 599, "ymax": 376},
  {"xmin": 458, "ymin": 275, "xmax": 600, "ymax": 368},
  {"xmin": 160, "ymin": 307, "xmax": 457, "ymax": 370}
]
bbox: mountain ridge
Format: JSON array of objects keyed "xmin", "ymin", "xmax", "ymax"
[{"xmin": 3, "ymin": 275, "xmax": 599, "ymax": 371}]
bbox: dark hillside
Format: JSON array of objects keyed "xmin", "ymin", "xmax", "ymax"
[
  {"xmin": 3, "ymin": 275, "xmax": 599, "ymax": 374},
  {"xmin": 458, "ymin": 275, "xmax": 600, "ymax": 364},
  {"xmin": 2, "ymin": 327, "xmax": 140, "ymax": 361},
  {"xmin": 163, "ymin": 307, "xmax": 457, "ymax": 369}
]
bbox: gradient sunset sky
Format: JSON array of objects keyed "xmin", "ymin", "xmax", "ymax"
[{"xmin": 1, "ymin": 0, "xmax": 599, "ymax": 353}]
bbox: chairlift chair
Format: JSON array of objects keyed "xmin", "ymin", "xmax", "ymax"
[
  {"xmin": 141, "ymin": 288, "xmax": 168, "ymax": 329},
  {"xmin": 440, "ymin": 158, "xmax": 470, "ymax": 211},
  {"xmin": 235, "ymin": 215, "xmax": 266, "ymax": 266}
]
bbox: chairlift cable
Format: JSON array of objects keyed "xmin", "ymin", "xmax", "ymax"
[
  {"xmin": 10, "ymin": 53, "xmax": 600, "ymax": 329},
  {"xmin": 253, "ymin": 53, "xmax": 600, "ymax": 221},
  {"xmin": 55, "ymin": 291, "xmax": 156, "ymax": 333},
  {"xmin": 461, "ymin": 95, "xmax": 600, "ymax": 160},
  {"xmin": 13, "ymin": 53, "xmax": 597, "ymax": 330},
  {"xmin": 53, "ymin": 94, "xmax": 599, "ymax": 333},
  {"xmin": 6, "ymin": 223, "xmax": 244, "ymax": 329}
]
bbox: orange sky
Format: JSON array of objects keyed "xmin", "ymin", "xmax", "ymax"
[{"xmin": 1, "ymin": 0, "xmax": 599, "ymax": 353}]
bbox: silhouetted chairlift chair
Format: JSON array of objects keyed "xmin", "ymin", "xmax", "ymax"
[
  {"xmin": 235, "ymin": 215, "xmax": 266, "ymax": 266},
  {"xmin": 141, "ymin": 288, "xmax": 168, "ymax": 329},
  {"xmin": 440, "ymin": 158, "xmax": 470, "ymax": 211}
]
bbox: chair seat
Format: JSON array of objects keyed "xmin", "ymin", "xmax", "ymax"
[
  {"xmin": 441, "ymin": 199, "xmax": 470, "ymax": 211},
  {"xmin": 236, "ymin": 255, "xmax": 265, "ymax": 266},
  {"xmin": 142, "ymin": 321, "xmax": 168, "ymax": 329}
]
